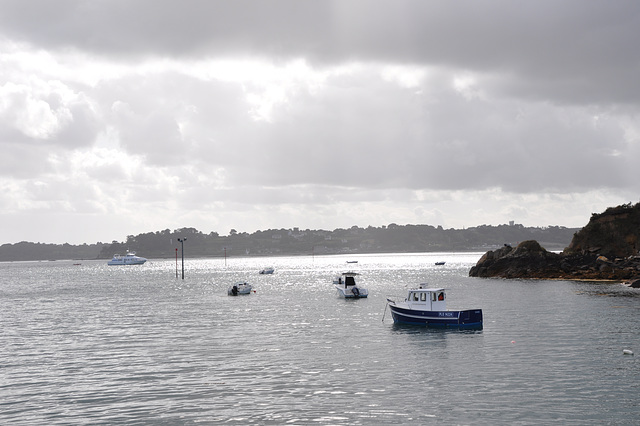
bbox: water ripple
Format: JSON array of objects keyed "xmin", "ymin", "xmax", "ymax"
[{"xmin": 1, "ymin": 255, "xmax": 639, "ymax": 424}]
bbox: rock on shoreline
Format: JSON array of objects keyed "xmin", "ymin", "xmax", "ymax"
[
  {"xmin": 469, "ymin": 240, "xmax": 640, "ymax": 280},
  {"xmin": 469, "ymin": 202, "xmax": 640, "ymax": 281}
]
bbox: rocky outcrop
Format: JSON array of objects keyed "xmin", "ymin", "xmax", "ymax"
[
  {"xmin": 470, "ymin": 240, "xmax": 560, "ymax": 279},
  {"xmin": 469, "ymin": 202, "xmax": 640, "ymax": 281},
  {"xmin": 565, "ymin": 202, "xmax": 640, "ymax": 259},
  {"xmin": 626, "ymin": 278, "xmax": 640, "ymax": 288}
]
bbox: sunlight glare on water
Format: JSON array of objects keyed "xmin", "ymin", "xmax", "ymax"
[{"xmin": 1, "ymin": 253, "xmax": 639, "ymax": 424}]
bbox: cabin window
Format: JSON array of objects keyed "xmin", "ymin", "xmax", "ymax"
[
  {"xmin": 413, "ymin": 292, "xmax": 419, "ymax": 301},
  {"xmin": 438, "ymin": 292, "xmax": 445, "ymax": 301},
  {"xmin": 432, "ymin": 293, "xmax": 437, "ymax": 301},
  {"xmin": 420, "ymin": 293, "xmax": 427, "ymax": 301}
]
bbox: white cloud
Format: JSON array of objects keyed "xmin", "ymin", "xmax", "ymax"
[
  {"xmin": 1, "ymin": 1, "xmax": 640, "ymax": 244},
  {"xmin": 0, "ymin": 80, "xmax": 71, "ymax": 139}
]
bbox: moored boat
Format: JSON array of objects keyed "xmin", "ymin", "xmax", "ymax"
[
  {"xmin": 107, "ymin": 251, "xmax": 147, "ymax": 265},
  {"xmin": 228, "ymin": 282, "xmax": 253, "ymax": 296},
  {"xmin": 386, "ymin": 286, "xmax": 482, "ymax": 329},
  {"xmin": 259, "ymin": 267, "xmax": 274, "ymax": 275},
  {"xmin": 333, "ymin": 272, "xmax": 368, "ymax": 298}
]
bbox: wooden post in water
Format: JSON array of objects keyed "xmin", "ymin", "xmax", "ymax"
[{"xmin": 177, "ymin": 238, "xmax": 186, "ymax": 279}]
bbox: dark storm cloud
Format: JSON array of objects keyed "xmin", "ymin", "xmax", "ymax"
[
  {"xmin": 2, "ymin": 0, "xmax": 639, "ymax": 106},
  {"xmin": 0, "ymin": 0, "xmax": 329, "ymax": 58},
  {"xmin": 203, "ymin": 68, "xmax": 630, "ymax": 194}
]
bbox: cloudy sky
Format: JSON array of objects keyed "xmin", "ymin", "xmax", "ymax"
[{"xmin": 1, "ymin": 0, "xmax": 639, "ymax": 244}]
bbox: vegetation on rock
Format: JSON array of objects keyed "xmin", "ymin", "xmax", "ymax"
[{"xmin": 565, "ymin": 202, "xmax": 640, "ymax": 258}]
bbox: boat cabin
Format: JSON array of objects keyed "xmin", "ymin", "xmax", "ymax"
[
  {"xmin": 405, "ymin": 286, "xmax": 447, "ymax": 311},
  {"xmin": 335, "ymin": 272, "xmax": 358, "ymax": 287}
]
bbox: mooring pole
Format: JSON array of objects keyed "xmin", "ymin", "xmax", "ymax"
[
  {"xmin": 177, "ymin": 238, "xmax": 186, "ymax": 279},
  {"xmin": 175, "ymin": 248, "xmax": 178, "ymax": 278}
]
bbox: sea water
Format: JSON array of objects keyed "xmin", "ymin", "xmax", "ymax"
[{"xmin": 1, "ymin": 253, "xmax": 638, "ymax": 424}]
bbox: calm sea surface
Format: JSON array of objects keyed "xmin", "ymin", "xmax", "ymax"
[{"xmin": 1, "ymin": 253, "xmax": 639, "ymax": 425}]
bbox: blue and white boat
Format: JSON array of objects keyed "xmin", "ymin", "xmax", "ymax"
[
  {"xmin": 107, "ymin": 251, "xmax": 147, "ymax": 265},
  {"xmin": 386, "ymin": 286, "xmax": 482, "ymax": 329},
  {"xmin": 333, "ymin": 272, "xmax": 368, "ymax": 298}
]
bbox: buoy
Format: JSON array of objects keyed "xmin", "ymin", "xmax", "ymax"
[
  {"xmin": 511, "ymin": 340, "xmax": 516, "ymax": 344},
  {"xmin": 623, "ymin": 349, "xmax": 634, "ymax": 355}
]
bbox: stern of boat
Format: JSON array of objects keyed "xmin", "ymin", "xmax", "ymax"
[{"xmin": 458, "ymin": 309, "xmax": 483, "ymax": 328}]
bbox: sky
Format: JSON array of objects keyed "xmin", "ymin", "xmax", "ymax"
[{"xmin": 1, "ymin": 0, "xmax": 639, "ymax": 244}]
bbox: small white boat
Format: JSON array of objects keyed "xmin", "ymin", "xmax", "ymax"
[
  {"xmin": 333, "ymin": 272, "xmax": 368, "ymax": 299},
  {"xmin": 228, "ymin": 282, "xmax": 253, "ymax": 296},
  {"xmin": 259, "ymin": 267, "xmax": 275, "ymax": 275},
  {"xmin": 107, "ymin": 251, "xmax": 147, "ymax": 265}
]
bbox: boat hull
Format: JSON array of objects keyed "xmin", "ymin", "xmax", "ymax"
[
  {"xmin": 388, "ymin": 304, "xmax": 482, "ymax": 329},
  {"xmin": 107, "ymin": 259, "xmax": 146, "ymax": 265},
  {"xmin": 335, "ymin": 286, "xmax": 368, "ymax": 298},
  {"xmin": 228, "ymin": 284, "xmax": 252, "ymax": 296}
]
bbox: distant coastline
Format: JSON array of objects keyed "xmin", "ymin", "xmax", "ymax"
[{"xmin": 0, "ymin": 223, "xmax": 578, "ymax": 262}]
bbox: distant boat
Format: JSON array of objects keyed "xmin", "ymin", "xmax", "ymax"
[
  {"xmin": 228, "ymin": 282, "xmax": 253, "ymax": 296},
  {"xmin": 386, "ymin": 285, "xmax": 482, "ymax": 329},
  {"xmin": 107, "ymin": 251, "xmax": 147, "ymax": 265},
  {"xmin": 346, "ymin": 260, "xmax": 358, "ymax": 264},
  {"xmin": 259, "ymin": 267, "xmax": 275, "ymax": 275},
  {"xmin": 435, "ymin": 261, "xmax": 446, "ymax": 266},
  {"xmin": 333, "ymin": 272, "xmax": 368, "ymax": 299}
]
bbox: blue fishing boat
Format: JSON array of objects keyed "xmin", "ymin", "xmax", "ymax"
[{"xmin": 386, "ymin": 286, "xmax": 482, "ymax": 329}]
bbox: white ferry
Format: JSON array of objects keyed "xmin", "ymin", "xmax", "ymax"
[{"xmin": 107, "ymin": 251, "xmax": 147, "ymax": 265}]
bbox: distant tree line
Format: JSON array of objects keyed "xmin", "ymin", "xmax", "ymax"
[
  {"xmin": 0, "ymin": 223, "xmax": 579, "ymax": 262},
  {"xmin": 0, "ymin": 242, "xmax": 105, "ymax": 262}
]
